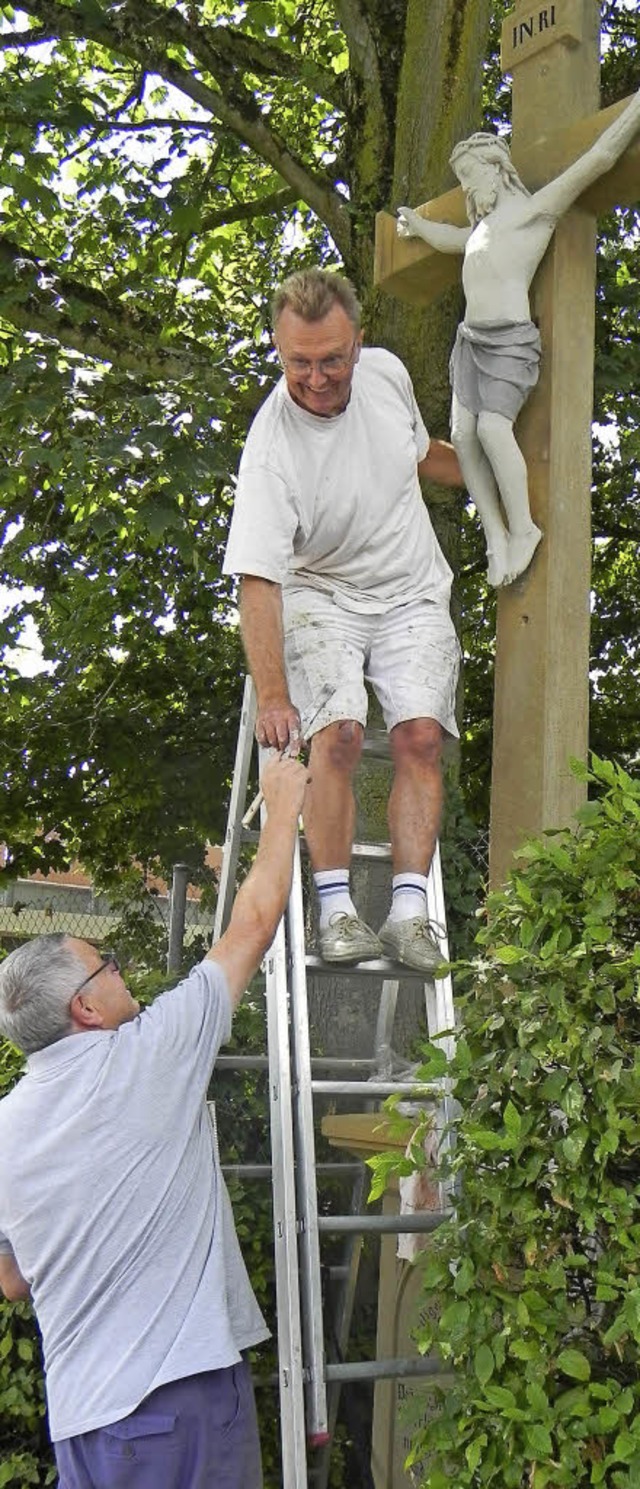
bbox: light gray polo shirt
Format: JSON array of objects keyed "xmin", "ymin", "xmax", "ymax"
[{"xmin": 0, "ymin": 959, "xmax": 268, "ymax": 1441}]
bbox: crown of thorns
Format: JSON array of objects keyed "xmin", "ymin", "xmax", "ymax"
[{"xmin": 449, "ymin": 133, "xmax": 513, "ymax": 170}]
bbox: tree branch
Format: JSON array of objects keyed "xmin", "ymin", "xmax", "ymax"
[
  {"xmin": 168, "ymin": 7, "xmax": 346, "ymax": 109},
  {"xmin": 0, "ymin": 236, "xmax": 215, "ymax": 379},
  {"xmin": 1, "ymin": 8, "xmax": 345, "ymax": 104},
  {"xmin": 0, "ymin": 26, "xmax": 58, "ymax": 48},
  {"xmin": 334, "ymin": 0, "xmax": 381, "ymax": 90},
  {"xmin": 199, "ymin": 187, "xmax": 297, "ymax": 233},
  {"xmin": 17, "ymin": 0, "xmax": 352, "ymax": 256}
]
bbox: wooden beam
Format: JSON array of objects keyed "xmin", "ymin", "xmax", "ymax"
[{"xmin": 375, "ymin": 94, "xmax": 640, "ymax": 307}]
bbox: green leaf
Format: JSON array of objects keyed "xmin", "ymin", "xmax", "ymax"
[
  {"xmin": 494, "ymin": 945, "xmax": 529, "ymax": 965},
  {"xmin": 556, "ymin": 1348, "xmax": 591, "ymax": 1381},
  {"xmin": 474, "ymin": 1343, "xmax": 495, "ymax": 1385},
  {"xmin": 526, "ymin": 1423, "xmax": 553, "ymax": 1458},
  {"xmin": 465, "ymin": 1434, "xmax": 487, "ymax": 1472}
]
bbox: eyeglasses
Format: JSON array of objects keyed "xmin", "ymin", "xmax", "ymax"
[
  {"xmin": 277, "ymin": 340, "xmax": 358, "ymax": 379},
  {"xmin": 73, "ymin": 952, "xmax": 121, "ymax": 997}
]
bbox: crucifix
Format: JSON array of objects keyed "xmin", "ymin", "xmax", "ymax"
[{"xmin": 374, "ymin": 0, "xmax": 640, "ymax": 888}]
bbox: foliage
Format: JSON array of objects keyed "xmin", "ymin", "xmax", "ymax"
[
  {"xmin": 441, "ymin": 773, "xmax": 487, "ymax": 962},
  {"xmin": 0, "ymin": 0, "xmax": 497, "ymax": 892},
  {"xmin": 0, "ymin": 0, "xmax": 638, "ymax": 881},
  {"xmin": 368, "ymin": 754, "xmax": 640, "ymax": 1486}
]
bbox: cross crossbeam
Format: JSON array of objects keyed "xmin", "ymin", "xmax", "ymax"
[{"xmin": 375, "ymin": 95, "xmax": 640, "ymax": 308}]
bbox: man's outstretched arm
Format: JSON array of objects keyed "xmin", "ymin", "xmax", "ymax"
[{"xmin": 207, "ymin": 754, "xmax": 309, "ymax": 1007}]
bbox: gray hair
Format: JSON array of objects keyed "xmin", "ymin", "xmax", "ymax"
[
  {"xmin": 0, "ymin": 935, "xmax": 87, "ymax": 1054},
  {"xmin": 271, "ymin": 269, "xmax": 361, "ymax": 332}
]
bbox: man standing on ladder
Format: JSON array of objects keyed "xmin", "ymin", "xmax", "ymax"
[{"xmin": 224, "ymin": 268, "xmax": 463, "ymax": 973}]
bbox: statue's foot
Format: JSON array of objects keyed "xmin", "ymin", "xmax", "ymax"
[
  {"xmin": 503, "ymin": 525, "xmax": 542, "ymax": 585},
  {"xmin": 486, "ymin": 531, "xmax": 509, "ymax": 588}
]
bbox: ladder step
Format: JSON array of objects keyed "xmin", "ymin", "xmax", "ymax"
[
  {"xmin": 318, "ymin": 1212, "xmax": 449, "ymax": 1235},
  {"xmin": 305, "ymin": 955, "xmax": 430, "ymax": 980}
]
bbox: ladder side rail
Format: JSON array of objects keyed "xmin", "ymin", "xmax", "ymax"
[
  {"xmin": 287, "ymin": 839, "xmax": 330, "ymax": 1447},
  {"xmin": 264, "ymin": 911, "xmax": 308, "ymax": 1486},
  {"xmin": 311, "ymin": 1165, "xmax": 368, "ymax": 1489},
  {"xmin": 314, "ymin": 973, "xmax": 402, "ymax": 1489},
  {"xmin": 212, "ymin": 677, "xmax": 257, "ymax": 942},
  {"xmin": 425, "ymin": 841, "xmax": 456, "ymax": 1058},
  {"xmin": 425, "ymin": 840, "xmax": 458, "ymax": 1201}
]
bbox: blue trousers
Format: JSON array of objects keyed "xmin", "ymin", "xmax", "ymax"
[{"xmin": 54, "ymin": 1363, "xmax": 263, "ymax": 1489}]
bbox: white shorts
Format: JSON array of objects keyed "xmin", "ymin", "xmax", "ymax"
[{"xmin": 283, "ymin": 588, "xmax": 460, "ymax": 739}]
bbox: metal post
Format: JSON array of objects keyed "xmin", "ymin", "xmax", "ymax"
[
  {"xmin": 167, "ymin": 863, "xmax": 190, "ymax": 974},
  {"xmin": 288, "ymin": 839, "xmax": 329, "ymax": 1448}
]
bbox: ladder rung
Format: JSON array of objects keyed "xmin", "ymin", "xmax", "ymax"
[
  {"xmin": 324, "ymin": 1357, "xmax": 453, "ymax": 1384},
  {"xmin": 216, "ymin": 1055, "xmax": 384, "ymax": 1072},
  {"xmin": 360, "ymin": 731, "xmax": 392, "ymax": 759},
  {"xmin": 300, "ymin": 838, "xmax": 392, "ymax": 861},
  {"xmin": 221, "ymin": 1162, "xmax": 363, "ymax": 1180},
  {"xmin": 351, "ymin": 840, "xmax": 392, "ymax": 860},
  {"xmin": 318, "ymin": 1212, "xmax": 449, "ymax": 1235},
  {"xmin": 310, "ymin": 1079, "xmax": 439, "ymax": 1098}
]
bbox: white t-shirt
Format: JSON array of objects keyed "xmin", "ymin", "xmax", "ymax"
[
  {"xmin": 223, "ymin": 347, "xmax": 453, "ymax": 614},
  {"xmin": 0, "ymin": 960, "xmax": 268, "ymax": 1441}
]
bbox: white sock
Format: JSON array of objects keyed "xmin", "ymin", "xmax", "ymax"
[
  {"xmin": 314, "ymin": 870, "xmax": 356, "ymax": 929},
  {"xmin": 388, "ymin": 874, "xmax": 428, "ymax": 923}
]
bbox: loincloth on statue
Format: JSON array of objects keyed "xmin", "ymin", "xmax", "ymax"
[{"xmin": 449, "ymin": 319, "xmax": 541, "ymax": 421}]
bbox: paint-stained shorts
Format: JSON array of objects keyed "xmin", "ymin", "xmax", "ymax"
[
  {"xmin": 54, "ymin": 1362, "xmax": 263, "ymax": 1489},
  {"xmin": 283, "ymin": 587, "xmax": 460, "ymax": 739}
]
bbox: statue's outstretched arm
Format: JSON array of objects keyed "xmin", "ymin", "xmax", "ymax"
[
  {"xmin": 396, "ymin": 205, "xmax": 470, "ymax": 254},
  {"xmin": 531, "ymin": 85, "xmax": 640, "ymax": 222}
]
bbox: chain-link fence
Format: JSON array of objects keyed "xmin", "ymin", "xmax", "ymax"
[
  {"xmin": 0, "ymin": 871, "xmax": 213, "ymax": 967},
  {"xmin": 0, "ymin": 820, "xmax": 490, "ymax": 968}
]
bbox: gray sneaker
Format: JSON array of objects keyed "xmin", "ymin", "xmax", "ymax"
[
  {"xmin": 378, "ymin": 915, "xmax": 444, "ymax": 973},
  {"xmin": 318, "ymin": 913, "xmax": 383, "ymax": 964}
]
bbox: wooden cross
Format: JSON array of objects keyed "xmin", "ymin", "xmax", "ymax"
[{"xmin": 375, "ymin": 0, "xmax": 640, "ymax": 886}]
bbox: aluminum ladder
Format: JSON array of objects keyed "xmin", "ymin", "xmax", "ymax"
[{"xmin": 213, "ymin": 676, "xmax": 457, "ymax": 1488}]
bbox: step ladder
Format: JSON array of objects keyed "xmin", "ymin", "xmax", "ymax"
[{"xmin": 212, "ymin": 677, "xmax": 457, "ymax": 1488}]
